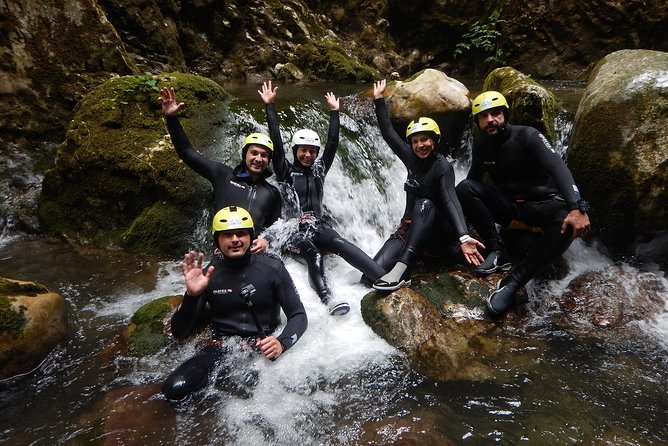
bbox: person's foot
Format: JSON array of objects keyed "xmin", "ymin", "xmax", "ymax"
[
  {"xmin": 486, "ymin": 276, "xmax": 518, "ymax": 318},
  {"xmin": 372, "ymin": 277, "xmax": 411, "ymax": 292},
  {"xmin": 328, "ymin": 301, "xmax": 350, "ymax": 316},
  {"xmin": 474, "ymin": 250, "xmax": 511, "ymax": 276}
]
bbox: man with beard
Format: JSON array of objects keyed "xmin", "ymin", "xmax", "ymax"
[{"xmin": 456, "ymin": 91, "xmax": 591, "ymax": 318}]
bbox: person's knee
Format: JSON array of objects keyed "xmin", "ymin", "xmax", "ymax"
[
  {"xmin": 162, "ymin": 373, "xmax": 200, "ymax": 402},
  {"xmin": 456, "ymin": 179, "xmax": 475, "ymax": 198}
]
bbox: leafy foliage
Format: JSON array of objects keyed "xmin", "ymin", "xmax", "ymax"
[{"xmin": 454, "ymin": 10, "xmax": 506, "ymax": 68}]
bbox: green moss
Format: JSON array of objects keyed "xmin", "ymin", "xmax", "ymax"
[
  {"xmin": 0, "ymin": 295, "xmax": 27, "ymax": 336},
  {"xmin": 290, "ymin": 41, "xmax": 378, "ymax": 82},
  {"xmin": 0, "ymin": 278, "xmax": 49, "ymax": 295},
  {"xmin": 121, "ymin": 202, "xmax": 201, "ymax": 257},
  {"xmin": 414, "ymin": 273, "xmax": 467, "ymax": 309},
  {"xmin": 127, "ymin": 295, "xmax": 180, "ymax": 357}
]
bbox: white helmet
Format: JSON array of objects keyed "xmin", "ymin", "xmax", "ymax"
[{"xmin": 291, "ymin": 129, "xmax": 321, "ymax": 150}]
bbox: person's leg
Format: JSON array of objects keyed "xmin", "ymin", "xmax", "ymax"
[
  {"xmin": 161, "ymin": 347, "xmax": 222, "ymax": 402},
  {"xmin": 456, "ymin": 179, "xmax": 516, "ymax": 275},
  {"xmin": 487, "ymin": 198, "xmax": 573, "ymax": 317},
  {"xmin": 374, "ymin": 199, "xmax": 437, "ymax": 291},
  {"xmin": 360, "ymin": 228, "xmax": 406, "ymax": 286},
  {"xmin": 291, "ymin": 234, "xmax": 329, "ymax": 303},
  {"xmin": 313, "ymin": 227, "xmax": 386, "ymax": 281}
]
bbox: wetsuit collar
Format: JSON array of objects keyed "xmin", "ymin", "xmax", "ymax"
[{"xmin": 233, "ymin": 162, "xmax": 274, "ymax": 182}]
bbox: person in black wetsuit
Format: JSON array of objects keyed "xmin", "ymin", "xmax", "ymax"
[
  {"xmin": 456, "ymin": 90, "xmax": 591, "ymax": 318},
  {"xmin": 258, "ymin": 80, "xmax": 386, "ymax": 316},
  {"xmin": 161, "ymin": 206, "xmax": 307, "ymax": 402},
  {"xmin": 369, "ymin": 79, "xmax": 485, "ymax": 292},
  {"xmin": 160, "ymin": 87, "xmax": 281, "ymax": 254}
]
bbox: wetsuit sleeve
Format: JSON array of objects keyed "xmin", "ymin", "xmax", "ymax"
[
  {"xmin": 265, "ymin": 103, "xmax": 290, "ymax": 182},
  {"xmin": 169, "ymin": 292, "xmax": 207, "ymax": 339},
  {"xmin": 274, "ymin": 264, "xmax": 307, "ymax": 351},
  {"xmin": 438, "ymin": 159, "xmax": 469, "ymax": 237},
  {"xmin": 165, "ymin": 115, "xmax": 231, "ymax": 181},
  {"xmin": 374, "ymin": 98, "xmax": 412, "ymax": 165},
  {"xmin": 321, "ymin": 110, "xmax": 340, "ymax": 174},
  {"xmin": 527, "ymin": 129, "xmax": 581, "ymax": 206}
]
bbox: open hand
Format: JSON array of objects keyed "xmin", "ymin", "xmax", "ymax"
[
  {"xmin": 258, "ymin": 80, "xmax": 278, "ymax": 104},
  {"xmin": 179, "ymin": 251, "xmax": 213, "ymax": 296},
  {"xmin": 159, "ymin": 87, "xmax": 185, "ymax": 116}
]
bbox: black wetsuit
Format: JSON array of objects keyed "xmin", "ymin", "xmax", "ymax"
[
  {"xmin": 265, "ymin": 103, "xmax": 385, "ymax": 300},
  {"xmin": 162, "ymin": 251, "xmax": 307, "ymax": 401},
  {"xmin": 166, "ymin": 116, "xmax": 282, "ymax": 233},
  {"xmin": 456, "ymin": 123, "xmax": 583, "ymax": 286},
  {"xmin": 371, "ymin": 98, "xmax": 470, "ymax": 274}
]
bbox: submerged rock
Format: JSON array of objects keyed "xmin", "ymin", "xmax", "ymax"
[{"xmin": 0, "ymin": 277, "xmax": 67, "ymax": 381}]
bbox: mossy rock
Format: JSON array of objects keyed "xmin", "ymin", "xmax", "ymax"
[
  {"xmin": 0, "ymin": 277, "xmax": 67, "ymax": 380},
  {"xmin": 37, "ymin": 72, "xmax": 229, "ymax": 256},
  {"xmin": 483, "ymin": 66, "xmax": 559, "ymax": 142},
  {"xmin": 126, "ymin": 295, "xmax": 182, "ymax": 357},
  {"xmin": 290, "ymin": 40, "xmax": 378, "ymax": 82}
]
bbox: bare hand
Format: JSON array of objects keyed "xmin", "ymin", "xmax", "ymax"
[
  {"xmin": 460, "ymin": 238, "xmax": 486, "ymax": 267},
  {"xmin": 258, "ymin": 80, "xmax": 278, "ymax": 104},
  {"xmin": 250, "ymin": 237, "xmax": 269, "ymax": 255},
  {"xmin": 256, "ymin": 335, "xmax": 283, "ymax": 360},
  {"xmin": 159, "ymin": 87, "xmax": 185, "ymax": 116},
  {"xmin": 373, "ymin": 80, "xmax": 386, "ymax": 99},
  {"xmin": 561, "ymin": 209, "xmax": 591, "ymax": 240},
  {"xmin": 179, "ymin": 251, "xmax": 213, "ymax": 296},
  {"xmin": 324, "ymin": 92, "xmax": 339, "ymax": 111}
]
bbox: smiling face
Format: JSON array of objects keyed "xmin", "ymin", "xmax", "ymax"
[
  {"xmin": 476, "ymin": 107, "xmax": 506, "ymax": 135},
  {"xmin": 217, "ymin": 230, "xmax": 251, "ymax": 258},
  {"xmin": 244, "ymin": 144, "xmax": 270, "ymax": 177},
  {"xmin": 295, "ymin": 145, "xmax": 318, "ymax": 167},
  {"xmin": 409, "ymin": 133, "xmax": 436, "ymax": 159}
]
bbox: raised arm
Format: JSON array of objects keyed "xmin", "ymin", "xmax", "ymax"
[
  {"xmin": 259, "ymin": 81, "xmax": 290, "ymax": 182},
  {"xmin": 373, "ymin": 80, "xmax": 412, "ymax": 164},
  {"xmin": 321, "ymin": 91, "xmax": 340, "ymax": 173},
  {"xmin": 160, "ymin": 87, "xmax": 229, "ymax": 181}
]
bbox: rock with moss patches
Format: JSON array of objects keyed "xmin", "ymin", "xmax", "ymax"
[
  {"xmin": 569, "ymin": 50, "xmax": 668, "ymax": 258},
  {"xmin": 125, "ymin": 295, "xmax": 182, "ymax": 357},
  {"xmin": 0, "ymin": 277, "xmax": 67, "ymax": 381},
  {"xmin": 290, "ymin": 40, "xmax": 379, "ymax": 82},
  {"xmin": 361, "ymin": 286, "xmax": 498, "ymax": 381},
  {"xmin": 37, "ymin": 72, "xmax": 232, "ymax": 257},
  {"xmin": 482, "ymin": 66, "xmax": 560, "ymax": 142}
]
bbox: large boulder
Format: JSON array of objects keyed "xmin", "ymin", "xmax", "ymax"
[
  {"xmin": 37, "ymin": 72, "xmax": 232, "ymax": 257},
  {"xmin": 0, "ymin": 277, "xmax": 67, "ymax": 380},
  {"xmin": 482, "ymin": 66, "xmax": 560, "ymax": 142},
  {"xmin": 378, "ymin": 68, "xmax": 472, "ymax": 155},
  {"xmin": 568, "ymin": 50, "xmax": 668, "ymax": 260}
]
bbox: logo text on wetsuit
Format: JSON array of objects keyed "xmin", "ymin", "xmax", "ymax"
[
  {"xmin": 212, "ymin": 288, "xmax": 234, "ymax": 295},
  {"xmin": 229, "ymin": 181, "xmax": 247, "ymax": 190}
]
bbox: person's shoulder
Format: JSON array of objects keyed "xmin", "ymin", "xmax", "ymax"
[{"xmin": 254, "ymin": 252, "xmax": 285, "ymax": 270}]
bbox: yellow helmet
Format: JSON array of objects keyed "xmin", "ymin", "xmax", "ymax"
[
  {"xmin": 405, "ymin": 117, "xmax": 441, "ymax": 143},
  {"xmin": 211, "ymin": 206, "xmax": 255, "ymax": 234},
  {"xmin": 242, "ymin": 133, "xmax": 274, "ymax": 158},
  {"xmin": 471, "ymin": 91, "xmax": 509, "ymax": 116}
]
